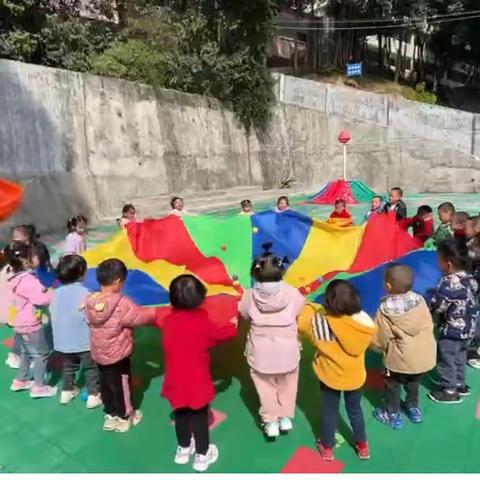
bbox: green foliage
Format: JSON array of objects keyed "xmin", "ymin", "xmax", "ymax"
[{"xmin": 407, "ymin": 83, "xmax": 437, "ymax": 104}]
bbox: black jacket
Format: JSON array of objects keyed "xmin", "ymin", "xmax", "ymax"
[{"xmin": 383, "ymin": 200, "xmax": 407, "ymax": 221}]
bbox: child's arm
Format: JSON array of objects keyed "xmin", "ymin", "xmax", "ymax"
[
  {"xmin": 370, "ymin": 311, "xmax": 392, "ymax": 352},
  {"xmin": 119, "ymin": 297, "xmax": 156, "ymax": 327},
  {"xmin": 237, "ymin": 293, "xmax": 250, "ymax": 321},
  {"xmin": 429, "ymin": 279, "xmax": 452, "ymax": 315},
  {"xmin": 17, "ymin": 276, "xmax": 53, "ymax": 306}
]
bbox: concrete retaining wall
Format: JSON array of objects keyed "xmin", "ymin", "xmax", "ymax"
[{"xmin": 1, "ymin": 59, "xmax": 480, "ymax": 235}]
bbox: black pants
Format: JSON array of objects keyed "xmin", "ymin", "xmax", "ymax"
[
  {"xmin": 319, "ymin": 383, "xmax": 366, "ymax": 449},
  {"xmin": 384, "ymin": 371, "xmax": 422, "ymax": 413},
  {"xmin": 174, "ymin": 405, "xmax": 209, "ymax": 456},
  {"xmin": 98, "ymin": 357, "xmax": 133, "ymax": 419},
  {"xmin": 61, "ymin": 351, "xmax": 100, "ymax": 395},
  {"xmin": 437, "ymin": 338, "xmax": 467, "ymax": 390}
]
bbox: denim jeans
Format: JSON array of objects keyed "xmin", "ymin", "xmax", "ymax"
[
  {"xmin": 437, "ymin": 338, "xmax": 468, "ymax": 390},
  {"xmin": 319, "ymin": 382, "xmax": 366, "ymax": 448},
  {"xmin": 15, "ymin": 330, "xmax": 51, "ymax": 385}
]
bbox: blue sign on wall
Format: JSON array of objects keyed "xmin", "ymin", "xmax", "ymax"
[{"xmin": 346, "ymin": 62, "xmax": 362, "ymax": 78}]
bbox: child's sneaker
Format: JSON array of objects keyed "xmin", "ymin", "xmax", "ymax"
[
  {"xmin": 60, "ymin": 387, "xmax": 80, "ymax": 405},
  {"xmin": 10, "ymin": 379, "xmax": 34, "ymax": 391},
  {"xmin": 279, "ymin": 417, "xmax": 293, "ymax": 432},
  {"xmin": 373, "ymin": 408, "xmax": 403, "ymax": 430},
  {"xmin": 103, "ymin": 414, "xmax": 117, "ymax": 431},
  {"xmin": 316, "ymin": 441, "xmax": 334, "ymax": 461},
  {"xmin": 174, "ymin": 439, "xmax": 195, "ymax": 465},
  {"xmin": 457, "ymin": 385, "xmax": 471, "ymax": 397},
  {"xmin": 5, "ymin": 353, "xmax": 20, "ymax": 369},
  {"xmin": 114, "ymin": 418, "xmax": 131, "ymax": 433},
  {"xmin": 428, "ymin": 389, "xmax": 462, "ymax": 404},
  {"xmin": 30, "ymin": 385, "xmax": 57, "ymax": 398},
  {"xmin": 86, "ymin": 394, "xmax": 102, "ymax": 409},
  {"xmin": 264, "ymin": 421, "xmax": 280, "ymax": 438},
  {"xmin": 403, "ymin": 406, "xmax": 423, "ymax": 424},
  {"xmin": 355, "ymin": 442, "xmax": 370, "ymax": 460},
  {"xmin": 468, "ymin": 358, "xmax": 480, "ymax": 369},
  {"xmin": 192, "ymin": 445, "xmax": 219, "ymax": 472},
  {"xmin": 130, "ymin": 409, "xmax": 143, "ymax": 427}
]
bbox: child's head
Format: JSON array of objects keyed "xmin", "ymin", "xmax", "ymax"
[
  {"xmin": 57, "ymin": 254, "xmax": 87, "ymax": 285},
  {"xmin": 12, "ymin": 224, "xmax": 37, "ymax": 244},
  {"xmin": 371, "ymin": 195, "xmax": 382, "ymax": 210},
  {"xmin": 67, "ymin": 215, "xmax": 87, "ymax": 234},
  {"xmin": 240, "ymin": 199, "xmax": 252, "ymax": 213},
  {"xmin": 169, "ymin": 274, "xmax": 207, "ymax": 309},
  {"xmin": 384, "ymin": 263, "xmax": 414, "ymax": 295},
  {"xmin": 465, "ymin": 215, "xmax": 480, "ymax": 239},
  {"xmin": 324, "ymin": 280, "xmax": 362, "ymax": 316},
  {"xmin": 121, "ymin": 204, "xmax": 136, "ymax": 221},
  {"xmin": 96, "ymin": 258, "xmax": 128, "ymax": 293},
  {"xmin": 451, "ymin": 211, "xmax": 469, "ymax": 231},
  {"xmin": 171, "ymin": 196, "xmax": 184, "ymax": 211},
  {"xmin": 388, "ymin": 187, "xmax": 403, "ymax": 204},
  {"xmin": 438, "ymin": 202, "xmax": 455, "ymax": 224},
  {"xmin": 3, "ymin": 241, "xmax": 33, "ymax": 273},
  {"xmin": 251, "ymin": 243, "xmax": 286, "ymax": 283},
  {"xmin": 334, "ymin": 199, "xmax": 346, "ymax": 214},
  {"xmin": 437, "ymin": 240, "xmax": 468, "ymax": 274},
  {"xmin": 277, "ymin": 196, "xmax": 289, "ymax": 211},
  {"xmin": 416, "ymin": 204, "xmax": 433, "ymax": 220}
]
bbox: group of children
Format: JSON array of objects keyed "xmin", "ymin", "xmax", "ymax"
[{"xmin": 2, "ymin": 190, "xmax": 480, "ymax": 472}]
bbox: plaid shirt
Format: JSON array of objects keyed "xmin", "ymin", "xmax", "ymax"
[{"xmin": 381, "ymin": 291, "xmax": 422, "ymax": 316}]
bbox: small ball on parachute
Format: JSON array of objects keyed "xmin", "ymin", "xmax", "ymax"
[
  {"xmin": 80, "ymin": 390, "xmax": 88, "ymax": 401},
  {"xmin": 220, "ymin": 245, "xmax": 227, "ymax": 251},
  {"xmin": 252, "ymin": 227, "xmax": 259, "ymax": 234},
  {"xmin": 305, "ymin": 286, "xmax": 311, "ymax": 294},
  {"xmin": 232, "ymin": 274, "xmax": 239, "ymax": 287}
]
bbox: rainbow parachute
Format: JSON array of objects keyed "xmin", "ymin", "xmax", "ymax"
[{"xmin": 81, "ymin": 211, "xmax": 441, "ymax": 321}]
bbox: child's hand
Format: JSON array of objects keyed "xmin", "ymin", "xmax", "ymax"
[{"xmin": 230, "ymin": 317, "xmax": 239, "ymax": 327}]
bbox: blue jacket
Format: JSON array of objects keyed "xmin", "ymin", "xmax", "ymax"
[
  {"xmin": 430, "ymin": 271, "xmax": 480, "ymax": 341},
  {"xmin": 50, "ymin": 283, "xmax": 90, "ymax": 353}
]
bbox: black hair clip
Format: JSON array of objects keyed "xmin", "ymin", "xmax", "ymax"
[{"xmin": 261, "ymin": 242, "xmax": 273, "ymax": 255}]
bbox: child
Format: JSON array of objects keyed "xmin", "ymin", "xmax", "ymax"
[
  {"xmin": 328, "ymin": 199, "xmax": 353, "ymax": 227},
  {"xmin": 400, "ymin": 205, "xmax": 434, "ymax": 245},
  {"xmin": 239, "ymin": 199, "xmax": 254, "ymax": 216},
  {"xmin": 64, "ymin": 215, "xmax": 87, "ymax": 255},
  {"xmin": 382, "ymin": 187, "xmax": 407, "ymax": 221},
  {"xmin": 298, "ymin": 280, "xmax": 376, "ymax": 461},
  {"xmin": 169, "ymin": 196, "xmax": 188, "ymax": 216},
  {"xmin": 428, "ymin": 241, "xmax": 480, "ymax": 403},
  {"xmin": 452, "ymin": 211, "xmax": 469, "ymax": 240},
  {"xmin": 85, "ymin": 258, "xmax": 156, "ymax": 432},
  {"xmin": 239, "ymin": 245, "xmax": 304, "ymax": 438},
  {"xmin": 12, "ymin": 224, "xmax": 52, "ymax": 272},
  {"xmin": 118, "ymin": 204, "xmax": 137, "ymax": 227},
  {"xmin": 365, "ymin": 195, "xmax": 383, "ymax": 221},
  {"xmin": 432, "ymin": 202, "xmax": 455, "ymax": 245},
  {"xmin": 5, "ymin": 241, "xmax": 56, "ymax": 398},
  {"xmin": 276, "ymin": 196, "xmax": 290, "ymax": 213},
  {"xmin": 162, "ymin": 275, "xmax": 237, "ymax": 472},
  {"xmin": 371, "ymin": 264, "xmax": 436, "ymax": 429},
  {"xmin": 50, "ymin": 255, "xmax": 101, "ymax": 409}
]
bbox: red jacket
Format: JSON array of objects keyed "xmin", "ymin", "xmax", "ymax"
[
  {"xmin": 85, "ymin": 293, "xmax": 156, "ymax": 365},
  {"xmin": 400, "ymin": 216, "xmax": 434, "ymax": 245},
  {"xmin": 161, "ymin": 308, "xmax": 237, "ymax": 410}
]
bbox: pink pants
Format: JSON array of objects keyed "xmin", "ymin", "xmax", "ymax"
[{"xmin": 250, "ymin": 368, "xmax": 299, "ymax": 423}]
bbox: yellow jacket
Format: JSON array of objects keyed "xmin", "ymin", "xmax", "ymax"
[{"xmin": 298, "ymin": 303, "xmax": 377, "ymax": 391}]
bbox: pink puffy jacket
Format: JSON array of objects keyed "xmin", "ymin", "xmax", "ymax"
[{"xmin": 85, "ymin": 292, "xmax": 156, "ymax": 366}]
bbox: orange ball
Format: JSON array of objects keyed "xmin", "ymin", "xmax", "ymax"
[
  {"xmin": 305, "ymin": 286, "xmax": 311, "ymax": 294},
  {"xmin": 220, "ymin": 245, "xmax": 227, "ymax": 251}
]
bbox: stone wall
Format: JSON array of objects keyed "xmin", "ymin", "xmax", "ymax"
[{"xmin": 1, "ymin": 59, "xmax": 479, "ymax": 234}]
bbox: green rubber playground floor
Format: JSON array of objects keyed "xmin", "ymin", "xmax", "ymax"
[{"xmin": 1, "ymin": 192, "xmax": 480, "ymax": 473}]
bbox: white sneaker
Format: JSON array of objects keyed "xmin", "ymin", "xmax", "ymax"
[
  {"xmin": 131, "ymin": 409, "xmax": 143, "ymax": 427},
  {"xmin": 30, "ymin": 385, "xmax": 57, "ymax": 398},
  {"xmin": 279, "ymin": 417, "xmax": 293, "ymax": 432},
  {"xmin": 264, "ymin": 421, "xmax": 280, "ymax": 437},
  {"xmin": 86, "ymin": 394, "xmax": 102, "ymax": 409},
  {"xmin": 60, "ymin": 387, "xmax": 80, "ymax": 405},
  {"xmin": 193, "ymin": 445, "xmax": 219, "ymax": 472},
  {"xmin": 113, "ymin": 410, "xmax": 143, "ymax": 433},
  {"xmin": 103, "ymin": 415, "xmax": 118, "ymax": 431},
  {"xmin": 5, "ymin": 353, "xmax": 21, "ymax": 369},
  {"xmin": 468, "ymin": 358, "xmax": 480, "ymax": 369},
  {"xmin": 174, "ymin": 438, "xmax": 195, "ymax": 465}
]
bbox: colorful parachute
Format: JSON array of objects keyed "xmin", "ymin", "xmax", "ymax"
[
  {"xmin": 81, "ymin": 211, "xmax": 441, "ymax": 320},
  {"xmin": 0, "ymin": 178, "xmax": 23, "ymax": 221},
  {"xmin": 308, "ymin": 179, "xmax": 377, "ymax": 205}
]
